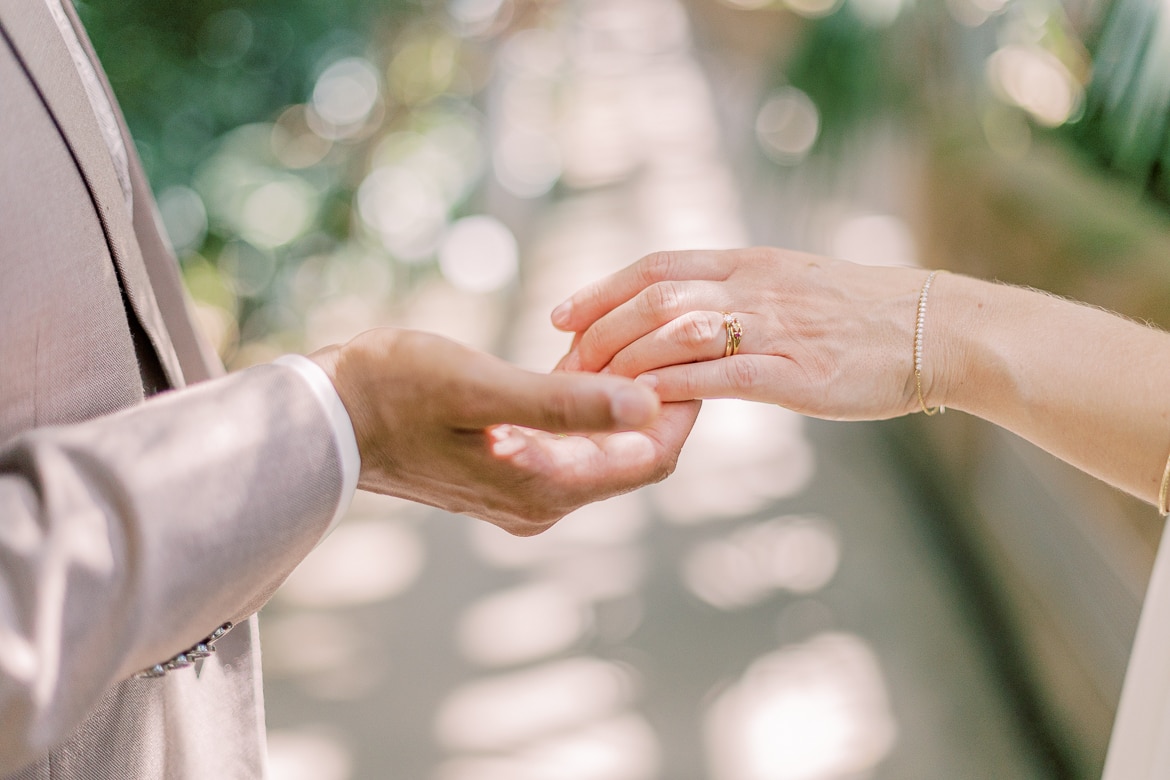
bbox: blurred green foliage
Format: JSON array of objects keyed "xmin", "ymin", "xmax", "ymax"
[
  {"xmin": 1076, "ymin": 0, "xmax": 1170, "ymax": 204},
  {"xmin": 78, "ymin": 0, "xmax": 413, "ymax": 189},
  {"xmin": 770, "ymin": 0, "xmax": 1170, "ymax": 210},
  {"xmin": 76, "ymin": 0, "xmax": 492, "ymax": 363},
  {"xmin": 780, "ymin": 4, "xmax": 919, "ymax": 157}
]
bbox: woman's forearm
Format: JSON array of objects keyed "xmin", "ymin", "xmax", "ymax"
[{"xmin": 933, "ymin": 273, "xmax": 1170, "ymax": 505}]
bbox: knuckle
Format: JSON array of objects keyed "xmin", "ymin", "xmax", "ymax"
[
  {"xmin": 642, "ymin": 281, "xmax": 683, "ymax": 320},
  {"xmin": 581, "ymin": 283, "xmax": 608, "ymax": 315},
  {"xmin": 678, "ymin": 370, "xmax": 702, "ymax": 398},
  {"xmin": 726, "ymin": 357, "xmax": 761, "ymax": 391},
  {"xmin": 640, "ymin": 251, "xmax": 678, "ymax": 285},
  {"xmin": 575, "ymin": 330, "xmax": 599, "ymax": 364},
  {"xmin": 606, "ymin": 350, "xmax": 635, "ymax": 378},
  {"xmin": 679, "ymin": 313, "xmax": 717, "ymax": 349}
]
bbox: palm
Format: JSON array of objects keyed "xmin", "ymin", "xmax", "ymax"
[{"xmin": 491, "ymin": 401, "xmax": 701, "ymax": 499}]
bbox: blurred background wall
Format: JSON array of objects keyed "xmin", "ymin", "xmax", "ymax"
[{"xmin": 79, "ymin": 0, "xmax": 1170, "ymax": 777}]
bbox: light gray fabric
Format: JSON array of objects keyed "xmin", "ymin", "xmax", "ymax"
[
  {"xmin": 42, "ymin": 0, "xmax": 130, "ymax": 214},
  {"xmin": 1102, "ymin": 526, "xmax": 1170, "ymax": 778},
  {"xmin": 0, "ymin": 0, "xmax": 346, "ymax": 775},
  {"xmin": 1, "ymin": 369, "xmax": 342, "ymax": 778}
]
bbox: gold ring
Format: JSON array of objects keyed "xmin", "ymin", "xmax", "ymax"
[{"xmin": 721, "ymin": 312, "xmax": 743, "ymax": 357}]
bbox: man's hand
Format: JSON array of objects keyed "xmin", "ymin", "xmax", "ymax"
[{"xmin": 310, "ymin": 328, "xmax": 699, "ymax": 536}]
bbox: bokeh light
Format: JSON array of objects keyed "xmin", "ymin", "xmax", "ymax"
[
  {"xmin": 267, "ymin": 728, "xmax": 352, "ymax": 780},
  {"xmin": 456, "ymin": 581, "xmax": 589, "ymax": 667},
  {"xmin": 946, "ymin": 0, "xmax": 1009, "ymax": 27},
  {"xmin": 719, "ymin": 0, "xmax": 775, "ymax": 9},
  {"xmin": 493, "ymin": 127, "xmax": 562, "ymax": 198},
  {"xmin": 217, "ymin": 241, "xmax": 276, "ymax": 298},
  {"xmin": 156, "ymin": 185, "xmax": 208, "ymax": 256},
  {"xmin": 438, "ymin": 215, "xmax": 519, "ymax": 292},
  {"xmin": 651, "ymin": 400, "xmax": 815, "ymax": 523},
  {"xmin": 434, "ymin": 658, "xmax": 636, "ymax": 752},
  {"xmin": 310, "ymin": 57, "xmax": 382, "ymax": 139},
  {"xmin": 756, "ymin": 87, "xmax": 821, "ymax": 165},
  {"xmin": 434, "ymin": 715, "xmax": 660, "ymax": 780},
  {"xmin": 683, "ymin": 515, "xmax": 842, "ymax": 609},
  {"xmin": 448, "ymin": 0, "xmax": 512, "ymax": 37},
  {"xmin": 271, "ymin": 106, "xmax": 333, "ymax": 169},
  {"xmin": 275, "ymin": 520, "xmax": 425, "ymax": 607},
  {"xmin": 987, "ymin": 44, "xmax": 1083, "ymax": 127},
  {"xmin": 358, "ymin": 165, "xmax": 448, "ymax": 261},
  {"xmin": 497, "ymin": 27, "xmax": 566, "ymax": 79},
  {"xmin": 783, "ymin": 0, "xmax": 844, "ymax": 20},
  {"xmin": 849, "ymin": 0, "xmax": 905, "ymax": 27},
  {"xmin": 468, "ymin": 493, "xmax": 648, "ymax": 569},
  {"xmin": 831, "ymin": 213, "xmax": 917, "ymax": 266},
  {"xmin": 387, "ymin": 33, "xmax": 460, "ymax": 105},
  {"xmin": 239, "ymin": 178, "xmax": 317, "ymax": 248},
  {"xmin": 706, "ymin": 634, "xmax": 898, "ymax": 780}
]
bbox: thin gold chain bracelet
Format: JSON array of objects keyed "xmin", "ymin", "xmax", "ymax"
[{"xmin": 914, "ymin": 270, "xmax": 945, "ymax": 416}]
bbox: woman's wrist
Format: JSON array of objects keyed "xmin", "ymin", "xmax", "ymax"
[
  {"xmin": 927, "ymin": 273, "xmax": 1170, "ymax": 503},
  {"xmin": 920, "ymin": 272, "xmax": 1015, "ymax": 420}
]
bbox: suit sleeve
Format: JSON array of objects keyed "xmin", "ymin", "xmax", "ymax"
[{"xmin": 0, "ymin": 363, "xmax": 344, "ymax": 770}]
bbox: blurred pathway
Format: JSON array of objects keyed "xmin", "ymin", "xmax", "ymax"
[{"xmin": 260, "ymin": 1, "xmax": 1053, "ymax": 778}]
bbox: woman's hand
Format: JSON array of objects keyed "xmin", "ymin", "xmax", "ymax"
[{"xmin": 552, "ymin": 248, "xmax": 938, "ymax": 421}]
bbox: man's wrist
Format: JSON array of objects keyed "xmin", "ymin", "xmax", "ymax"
[{"xmin": 273, "ymin": 354, "xmax": 360, "ymax": 534}]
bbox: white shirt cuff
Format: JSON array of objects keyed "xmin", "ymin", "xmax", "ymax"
[{"xmin": 273, "ymin": 354, "xmax": 360, "ymax": 535}]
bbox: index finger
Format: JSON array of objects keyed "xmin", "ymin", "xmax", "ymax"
[{"xmin": 550, "ymin": 250, "xmax": 728, "ymax": 333}]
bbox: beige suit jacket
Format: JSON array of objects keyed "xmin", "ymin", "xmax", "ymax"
[{"xmin": 0, "ymin": 1, "xmax": 346, "ymax": 775}]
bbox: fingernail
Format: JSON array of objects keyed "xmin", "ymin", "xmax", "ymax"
[
  {"xmin": 635, "ymin": 373, "xmax": 658, "ymax": 390},
  {"xmin": 551, "ymin": 301, "xmax": 572, "ymax": 329},
  {"xmin": 562, "ymin": 350, "xmax": 581, "ymax": 372},
  {"xmin": 611, "ymin": 386, "xmax": 654, "ymax": 428}
]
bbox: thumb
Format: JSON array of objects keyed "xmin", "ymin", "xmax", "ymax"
[{"xmin": 465, "ymin": 363, "xmax": 661, "ymax": 432}]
